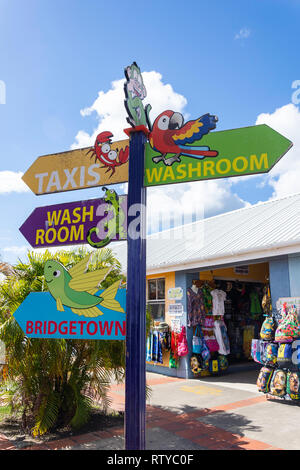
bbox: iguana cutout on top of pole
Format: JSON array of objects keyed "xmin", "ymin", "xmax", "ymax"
[{"xmin": 124, "ymin": 61, "xmax": 152, "ymax": 129}]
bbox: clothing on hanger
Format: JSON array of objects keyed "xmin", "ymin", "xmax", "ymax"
[
  {"xmin": 211, "ymin": 289, "xmax": 227, "ymax": 316},
  {"xmin": 187, "ymin": 287, "xmax": 206, "ymax": 328}
]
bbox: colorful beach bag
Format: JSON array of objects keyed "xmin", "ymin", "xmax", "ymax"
[
  {"xmin": 263, "ymin": 342, "xmax": 278, "ymax": 367},
  {"xmin": 291, "ymin": 340, "xmax": 300, "ymax": 371},
  {"xmin": 178, "ymin": 326, "xmax": 188, "ymax": 357},
  {"xmin": 260, "ymin": 316, "xmax": 275, "ymax": 341},
  {"xmin": 192, "ymin": 326, "xmax": 203, "ymax": 354},
  {"xmin": 257, "ymin": 366, "xmax": 273, "ymax": 393},
  {"xmin": 287, "ymin": 371, "xmax": 300, "ymax": 400},
  {"xmin": 275, "ymin": 306, "xmax": 300, "ymax": 342},
  {"xmin": 251, "ymin": 339, "xmax": 262, "ymax": 364},
  {"xmin": 277, "ymin": 343, "xmax": 293, "ymax": 368},
  {"xmin": 218, "ymin": 354, "xmax": 229, "ymax": 371},
  {"xmin": 269, "ymin": 369, "xmax": 287, "ymax": 397}
]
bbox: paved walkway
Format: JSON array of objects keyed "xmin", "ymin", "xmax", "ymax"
[{"xmin": 1, "ymin": 367, "xmax": 299, "ymax": 450}]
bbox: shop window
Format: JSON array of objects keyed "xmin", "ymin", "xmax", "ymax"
[{"xmin": 147, "ymin": 278, "xmax": 165, "ymax": 321}]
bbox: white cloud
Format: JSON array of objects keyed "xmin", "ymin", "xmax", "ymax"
[
  {"xmin": 256, "ymin": 103, "xmax": 300, "ymax": 198},
  {"xmin": 71, "ymin": 71, "xmax": 187, "ymax": 148},
  {"xmin": 0, "ymin": 171, "xmax": 29, "ymax": 194},
  {"xmin": 235, "ymin": 27, "xmax": 251, "ymax": 40},
  {"xmin": 147, "ymin": 179, "xmax": 247, "ymax": 234}
]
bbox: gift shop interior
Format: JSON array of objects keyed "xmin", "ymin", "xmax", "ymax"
[{"xmin": 146, "ymin": 262, "xmax": 271, "ymax": 378}]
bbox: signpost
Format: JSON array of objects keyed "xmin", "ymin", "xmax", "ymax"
[
  {"xmin": 144, "ymin": 124, "xmax": 292, "ymax": 187},
  {"xmin": 14, "ymin": 254, "xmax": 126, "ymax": 340},
  {"xmin": 22, "ymin": 137, "xmax": 129, "ymax": 195},
  {"xmin": 16, "ymin": 60, "xmax": 294, "ymax": 451},
  {"xmin": 14, "ymin": 291, "xmax": 126, "ymax": 340},
  {"xmin": 19, "ymin": 193, "xmax": 127, "ymax": 248}
]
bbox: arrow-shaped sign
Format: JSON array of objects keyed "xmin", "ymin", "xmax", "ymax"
[
  {"xmin": 22, "ymin": 138, "xmax": 129, "ymax": 195},
  {"xmin": 19, "ymin": 193, "xmax": 127, "ymax": 248},
  {"xmin": 14, "ymin": 291, "xmax": 126, "ymax": 340},
  {"xmin": 144, "ymin": 124, "xmax": 293, "ymax": 187}
]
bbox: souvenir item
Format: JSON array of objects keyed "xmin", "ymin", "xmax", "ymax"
[
  {"xmin": 178, "ymin": 326, "xmax": 189, "ymax": 357},
  {"xmin": 277, "ymin": 343, "xmax": 292, "ymax": 368},
  {"xmin": 169, "ymin": 351, "xmax": 178, "ymax": 369},
  {"xmin": 209, "ymin": 359, "xmax": 220, "ymax": 375},
  {"xmin": 251, "ymin": 339, "xmax": 262, "ymax": 364},
  {"xmin": 190, "ymin": 355, "xmax": 202, "ymax": 375},
  {"xmin": 260, "ymin": 341, "xmax": 268, "ymax": 363},
  {"xmin": 263, "ymin": 342, "xmax": 278, "ymax": 367},
  {"xmin": 269, "ymin": 369, "xmax": 287, "ymax": 397},
  {"xmin": 218, "ymin": 355, "xmax": 229, "ymax": 371},
  {"xmin": 214, "ymin": 320, "xmax": 230, "ymax": 355},
  {"xmin": 291, "ymin": 340, "xmax": 300, "ymax": 371},
  {"xmin": 275, "ymin": 306, "xmax": 300, "ymax": 342},
  {"xmin": 192, "ymin": 326, "xmax": 203, "ymax": 354},
  {"xmin": 257, "ymin": 366, "xmax": 273, "ymax": 393},
  {"xmin": 286, "ymin": 372, "xmax": 300, "ymax": 400},
  {"xmin": 203, "ymin": 316, "xmax": 219, "ymax": 352},
  {"xmin": 192, "ymin": 326, "xmax": 210, "ymax": 361},
  {"xmin": 260, "ymin": 316, "xmax": 275, "ymax": 340}
]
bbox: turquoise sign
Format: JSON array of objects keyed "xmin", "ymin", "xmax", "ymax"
[{"xmin": 14, "ymin": 290, "xmax": 126, "ymax": 340}]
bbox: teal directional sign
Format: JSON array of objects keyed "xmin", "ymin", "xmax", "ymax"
[
  {"xmin": 14, "ymin": 290, "xmax": 126, "ymax": 340},
  {"xmin": 14, "ymin": 254, "xmax": 126, "ymax": 340}
]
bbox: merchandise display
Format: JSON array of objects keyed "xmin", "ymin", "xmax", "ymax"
[
  {"xmin": 254, "ymin": 301, "xmax": 300, "ymax": 403},
  {"xmin": 189, "ymin": 280, "xmax": 230, "ymax": 377}
]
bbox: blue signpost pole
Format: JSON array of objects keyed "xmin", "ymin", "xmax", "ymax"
[{"xmin": 125, "ymin": 128, "xmax": 147, "ymax": 450}]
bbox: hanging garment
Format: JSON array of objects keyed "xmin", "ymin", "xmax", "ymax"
[
  {"xmin": 146, "ymin": 334, "xmax": 152, "ymax": 362},
  {"xmin": 262, "ymin": 286, "xmax": 272, "ymax": 316},
  {"xmin": 201, "ymin": 285, "xmax": 213, "ymax": 314},
  {"xmin": 187, "ymin": 287, "xmax": 206, "ymax": 328},
  {"xmin": 243, "ymin": 325, "xmax": 255, "ymax": 359},
  {"xmin": 214, "ymin": 320, "xmax": 230, "ymax": 355},
  {"xmin": 171, "ymin": 331, "xmax": 179, "ymax": 360},
  {"xmin": 250, "ymin": 291, "xmax": 263, "ymax": 319},
  {"xmin": 152, "ymin": 331, "xmax": 163, "ymax": 363},
  {"xmin": 211, "ymin": 289, "xmax": 227, "ymax": 316}
]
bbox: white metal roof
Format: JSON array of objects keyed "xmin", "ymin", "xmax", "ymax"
[{"xmin": 111, "ymin": 192, "xmax": 300, "ymax": 275}]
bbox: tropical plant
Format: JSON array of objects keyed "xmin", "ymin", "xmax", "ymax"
[{"xmin": 0, "ymin": 247, "xmax": 126, "ymax": 436}]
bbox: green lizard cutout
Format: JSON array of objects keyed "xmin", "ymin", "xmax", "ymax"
[{"xmin": 86, "ymin": 187, "xmax": 126, "ymax": 249}]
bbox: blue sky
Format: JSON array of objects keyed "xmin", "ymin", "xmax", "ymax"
[{"xmin": 0, "ymin": 0, "xmax": 300, "ymax": 263}]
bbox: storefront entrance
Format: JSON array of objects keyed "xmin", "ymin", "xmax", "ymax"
[{"xmin": 146, "ymin": 261, "xmax": 271, "ymax": 379}]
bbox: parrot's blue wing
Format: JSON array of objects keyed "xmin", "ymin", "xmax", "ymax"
[{"xmin": 172, "ymin": 114, "xmax": 218, "ymax": 145}]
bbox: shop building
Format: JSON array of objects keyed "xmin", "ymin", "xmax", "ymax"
[{"xmin": 112, "ymin": 192, "xmax": 300, "ymax": 378}]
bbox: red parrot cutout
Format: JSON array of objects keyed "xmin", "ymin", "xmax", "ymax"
[{"xmin": 149, "ymin": 111, "xmax": 218, "ymax": 166}]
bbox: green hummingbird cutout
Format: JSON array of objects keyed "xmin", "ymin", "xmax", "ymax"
[{"xmin": 44, "ymin": 254, "xmax": 124, "ymax": 318}]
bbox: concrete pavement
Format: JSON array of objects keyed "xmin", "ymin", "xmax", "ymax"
[{"xmin": 1, "ymin": 365, "xmax": 299, "ymax": 450}]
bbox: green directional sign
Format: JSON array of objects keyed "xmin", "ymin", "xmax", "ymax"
[{"xmin": 144, "ymin": 124, "xmax": 292, "ymax": 187}]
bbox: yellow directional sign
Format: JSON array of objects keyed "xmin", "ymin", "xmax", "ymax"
[{"xmin": 22, "ymin": 135, "xmax": 129, "ymax": 195}]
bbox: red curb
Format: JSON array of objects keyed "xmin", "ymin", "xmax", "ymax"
[
  {"xmin": 211, "ymin": 395, "xmax": 267, "ymax": 413},
  {"xmin": 234, "ymin": 439, "xmax": 272, "ymax": 451},
  {"xmin": 46, "ymin": 438, "xmax": 77, "ymax": 450}
]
